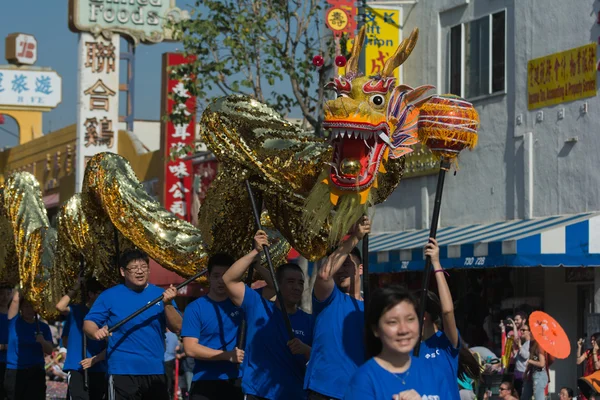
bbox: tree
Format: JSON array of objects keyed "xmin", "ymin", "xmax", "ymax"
[{"xmin": 174, "ymin": 0, "xmax": 342, "ymax": 136}]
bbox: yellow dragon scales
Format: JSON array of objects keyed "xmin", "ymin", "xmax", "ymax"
[{"xmin": 0, "ymin": 26, "xmax": 436, "ymax": 317}]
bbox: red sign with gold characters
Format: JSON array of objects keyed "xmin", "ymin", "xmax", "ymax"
[
  {"xmin": 325, "ymin": 0, "xmax": 357, "ymax": 38},
  {"xmin": 162, "ymin": 53, "xmax": 196, "ymax": 221}
]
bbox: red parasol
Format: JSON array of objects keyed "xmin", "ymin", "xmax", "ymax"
[{"xmin": 529, "ymin": 311, "xmax": 571, "ymax": 359}]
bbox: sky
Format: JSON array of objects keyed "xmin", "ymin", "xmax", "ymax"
[{"xmin": 0, "ymin": 0, "xmax": 200, "ymax": 148}]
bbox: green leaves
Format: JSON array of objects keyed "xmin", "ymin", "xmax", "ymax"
[{"xmin": 168, "ymin": 0, "xmax": 338, "ymax": 135}]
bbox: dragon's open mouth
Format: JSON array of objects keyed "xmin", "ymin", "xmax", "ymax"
[{"xmin": 324, "ymin": 121, "xmax": 390, "ymax": 191}]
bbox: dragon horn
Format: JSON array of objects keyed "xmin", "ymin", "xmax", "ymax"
[
  {"xmin": 382, "ymin": 28, "xmax": 419, "ymax": 78},
  {"xmin": 346, "ymin": 26, "xmax": 367, "ymax": 75}
]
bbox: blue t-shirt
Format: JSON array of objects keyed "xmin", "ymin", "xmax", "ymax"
[
  {"xmin": 241, "ymin": 286, "xmax": 312, "ymax": 400},
  {"xmin": 343, "ymin": 357, "xmax": 443, "ymax": 400},
  {"xmin": 164, "ymin": 331, "xmax": 178, "ymax": 362},
  {"xmin": 6, "ymin": 315, "xmax": 52, "ymax": 369},
  {"xmin": 305, "ymin": 286, "xmax": 364, "ymax": 398},
  {"xmin": 63, "ymin": 304, "xmax": 107, "ymax": 373},
  {"xmin": 0, "ymin": 313, "xmax": 9, "ymax": 363},
  {"xmin": 180, "ymin": 296, "xmax": 243, "ymax": 381},
  {"xmin": 416, "ymin": 330, "xmax": 461, "ymax": 400},
  {"xmin": 85, "ymin": 283, "xmax": 175, "ymax": 375}
]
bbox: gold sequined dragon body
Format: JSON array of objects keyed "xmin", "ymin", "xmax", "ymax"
[{"xmin": 0, "ymin": 27, "xmax": 436, "ymax": 317}]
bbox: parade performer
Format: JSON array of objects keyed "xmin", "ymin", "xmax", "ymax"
[
  {"xmin": 0, "ymin": 286, "xmax": 13, "ymax": 400},
  {"xmin": 5, "ymin": 290, "xmax": 53, "ymax": 400},
  {"xmin": 304, "ymin": 216, "xmax": 369, "ymax": 400},
  {"xmin": 84, "ymin": 249, "xmax": 181, "ymax": 400},
  {"xmin": 181, "ymin": 253, "xmax": 245, "ymax": 400},
  {"xmin": 521, "ymin": 323, "xmax": 549, "ymax": 400},
  {"xmin": 414, "ymin": 238, "xmax": 461, "ymax": 400},
  {"xmin": 223, "ymin": 231, "xmax": 312, "ymax": 400},
  {"xmin": 56, "ymin": 278, "xmax": 107, "ymax": 400},
  {"xmin": 343, "ymin": 285, "xmax": 439, "ymax": 400}
]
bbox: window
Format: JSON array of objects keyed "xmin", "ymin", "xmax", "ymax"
[{"xmin": 449, "ymin": 10, "xmax": 506, "ymax": 98}]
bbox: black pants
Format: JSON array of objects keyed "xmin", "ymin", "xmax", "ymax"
[
  {"xmin": 190, "ymin": 379, "xmax": 243, "ymax": 400},
  {"xmin": 164, "ymin": 361, "xmax": 175, "ymax": 400},
  {"xmin": 67, "ymin": 370, "xmax": 107, "ymax": 400},
  {"xmin": 4, "ymin": 367, "xmax": 45, "ymax": 400},
  {"xmin": 109, "ymin": 374, "xmax": 169, "ymax": 400},
  {"xmin": 307, "ymin": 390, "xmax": 339, "ymax": 400},
  {"xmin": 0, "ymin": 363, "xmax": 6, "ymax": 400}
]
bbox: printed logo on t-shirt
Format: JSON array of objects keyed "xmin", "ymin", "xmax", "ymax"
[
  {"xmin": 421, "ymin": 396, "xmax": 440, "ymax": 400},
  {"xmin": 230, "ymin": 310, "xmax": 240, "ymax": 318},
  {"xmin": 424, "ymin": 349, "xmax": 440, "ymax": 359},
  {"xmin": 293, "ymin": 329, "xmax": 306, "ymax": 337}
]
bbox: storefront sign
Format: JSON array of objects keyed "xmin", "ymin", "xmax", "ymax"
[
  {"xmin": 162, "ymin": 53, "xmax": 196, "ymax": 220},
  {"xmin": 0, "ymin": 69, "xmax": 61, "ymax": 109},
  {"xmin": 69, "ymin": 0, "xmax": 186, "ymax": 44},
  {"xmin": 5, "ymin": 33, "xmax": 38, "ymax": 65},
  {"xmin": 364, "ymin": 7, "xmax": 401, "ymax": 82},
  {"xmin": 75, "ymin": 32, "xmax": 120, "ymax": 191},
  {"xmin": 528, "ymin": 43, "xmax": 597, "ymax": 110}
]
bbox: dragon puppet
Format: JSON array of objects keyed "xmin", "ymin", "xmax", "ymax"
[{"xmin": 0, "ymin": 26, "xmax": 443, "ymax": 317}]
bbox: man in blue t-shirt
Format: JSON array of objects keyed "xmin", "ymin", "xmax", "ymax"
[
  {"xmin": 414, "ymin": 238, "xmax": 461, "ymax": 400},
  {"xmin": 223, "ymin": 231, "xmax": 312, "ymax": 400},
  {"xmin": 84, "ymin": 249, "xmax": 182, "ymax": 400},
  {"xmin": 305, "ymin": 216, "xmax": 370, "ymax": 400},
  {"xmin": 56, "ymin": 277, "xmax": 107, "ymax": 400},
  {"xmin": 5, "ymin": 290, "xmax": 54, "ymax": 400},
  {"xmin": 0, "ymin": 286, "xmax": 13, "ymax": 400},
  {"xmin": 181, "ymin": 253, "xmax": 245, "ymax": 400}
]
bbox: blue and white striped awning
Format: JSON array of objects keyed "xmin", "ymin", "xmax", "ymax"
[{"xmin": 368, "ymin": 212, "xmax": 600, "ymax": 273}]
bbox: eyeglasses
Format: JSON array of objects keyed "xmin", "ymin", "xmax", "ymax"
[
  {"xmin": 125, "ymin": 265, "xmax": 149, "ymax": 273},
  {"xmin": 499, "ymin": 387, "xmax": 509, "ymax": 391},
  {"xmin": 520, "ymin": 329, "xmax": 529, "ymax": 332}
]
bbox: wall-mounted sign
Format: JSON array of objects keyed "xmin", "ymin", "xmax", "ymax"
[
  {"xmin": 69, "ymin": 0, "xmax": 187, "ymax": 44},
  {"xmin": 0, "ymin": 68, "xmax": 62, "ymax": 109},
  {"xmin": 364, "ymin": 7, "xmax": 401, "ymax": 82},
  {"xmin": 528, "ymin": 43, "xmax": 597, "ymax": 110},
  {"xmin": 161, "ymin": 53, "xmax": 196, "ymax": 220},
  {"xmin": 75, "ymin": 33, "xmax": 120, "ymax": 192},
  {"xmin": 5, "ymin": 33, "xmax": 38, "ymax": 65}
]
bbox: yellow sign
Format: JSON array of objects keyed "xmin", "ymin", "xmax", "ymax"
[
  {"xmin": 364, "ymin": 8, "xmax": 401, "ymax": 82},
  {"xmin": 528, "ymin": 43, "xmax": 597, "ymax": 110},
  {"xmin": 326, "ymin": 8, "xmax": 349, "ymax": 32}
]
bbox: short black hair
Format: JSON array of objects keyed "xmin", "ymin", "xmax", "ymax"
[
  {"xmin": 515, "ymin": 310, "xmax": 528, "ymax": 321},
  {"xmin": 349, "ymin": 247, "xmax": 362, "ymax": 264},
  {"xmin": 86, "ymin": 278, "xmax": 105, "ymax": 294},
  {"xmin": 119, "ymin": 249, "xmax": 149, "ymax": 270},
  {"xmin": 412, "ymin": 290, "xmax": 441, "ymax": 323},
  {"xmin": 207, "ymin": 253, "xmax": 235, "ymax": 275},
  {"xmin": 275, "ymin": 263, "xmax": 304, "ymax": 283},
  {"xmin": 561, "ymin": 387, "xmax": 574, "ymax": 398}
]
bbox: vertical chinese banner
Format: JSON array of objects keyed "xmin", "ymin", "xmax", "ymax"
[
  {"xmin": 363, "ymin": 8, "xmax": 401, "ymax": 82},
  {"xmin": 161, "ymin": 53, "xmax": 196, "ymax": 221},
  {"xmin": 75, "ymin": 32, "xmax": 120, "ymax": 192}
]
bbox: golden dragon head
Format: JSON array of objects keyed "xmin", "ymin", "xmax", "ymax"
[{"xmin": 304, "ymin": 27, "xmax": 435, "ymax": 244}]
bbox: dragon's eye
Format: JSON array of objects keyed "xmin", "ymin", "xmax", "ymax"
[{"xmin": 370, "ymin": 94, "xmax": 385, "ymax": 107}]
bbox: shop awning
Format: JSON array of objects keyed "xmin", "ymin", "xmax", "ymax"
[{"xmin": 368, "ymin": 212, "xmax": 600, "ymax": 273}]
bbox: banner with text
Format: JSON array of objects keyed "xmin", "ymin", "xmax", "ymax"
[
  {"xmin": 75, "ymin": 32, "xmax": 120, "ymax": 192},
  {"xmin": 528, "ymin": 43, "xmax": 597, "ymax": 110},
  {"xmin": 162, "ymin": 53, "xmax": 196, "ymax": 221},
  {"xmin": 364, "ymin": 7, "xmax": 401, "ymax": 82}
]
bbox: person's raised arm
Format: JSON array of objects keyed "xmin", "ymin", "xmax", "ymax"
[
  {"xmin": 314, "ymin": 216, "xmax": 370, "ymax": 301},
  {"xmin": 426, "ymin": 238, "xmax": 459, "ymax": 348},
  {"xmin": 183, "ymin": 337, "xmax": 244, "ymax": 364},
  {"xmin": 55, "ymin": 278, "xmax": 82, "ymax": 316},
  {"xmin": 577, "ymin": 338, "xmax": 588, "ymax": 364},
  {"xmin": 163, "ymin": 285, "xmax": 182, "ymax": 334},
  {"xmin": 7, "ymin": 289, "xmax": 19, "ymax": 320},
  {"xmin": 223, "ymin": 230, "xmax": 269, "ymax": 307},
  {"xmin": 254, "ymin": 260, "xmax": 276, "ymax": 301}
]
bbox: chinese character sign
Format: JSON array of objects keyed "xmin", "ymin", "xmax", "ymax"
[
  {"xmin": 364, "ymin": 7, "xmax": 401, "ymax": 82},
  {"xmin": 162, "ymin": 53, "xmax": 197, "ymax": 221},
  {"xmin": 5, "ymin": 33, "xmax": 38, "ymax": 65},
  {"xmin": 75, "ymin": 32, "xmax": 120, "ymax": 192},
  {"xmin": 0, "ymin": 69, "xmax": 62, "ymax": 109},
  {"xmin": 324, "ymin": 0, "xmax": 356, "ymax": 38},
  {"xmin": 528, "ymin": 43, "xmax": 597, "ymax": 110}
]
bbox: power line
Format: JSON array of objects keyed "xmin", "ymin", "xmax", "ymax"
[{"xmin": 0, "ymin": 125, "xmax": 18, "ymax": 139}]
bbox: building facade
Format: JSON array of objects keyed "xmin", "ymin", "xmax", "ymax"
[{"xmin": 369, "ymin": 0, "xmax": 600, "ymax": 393}]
